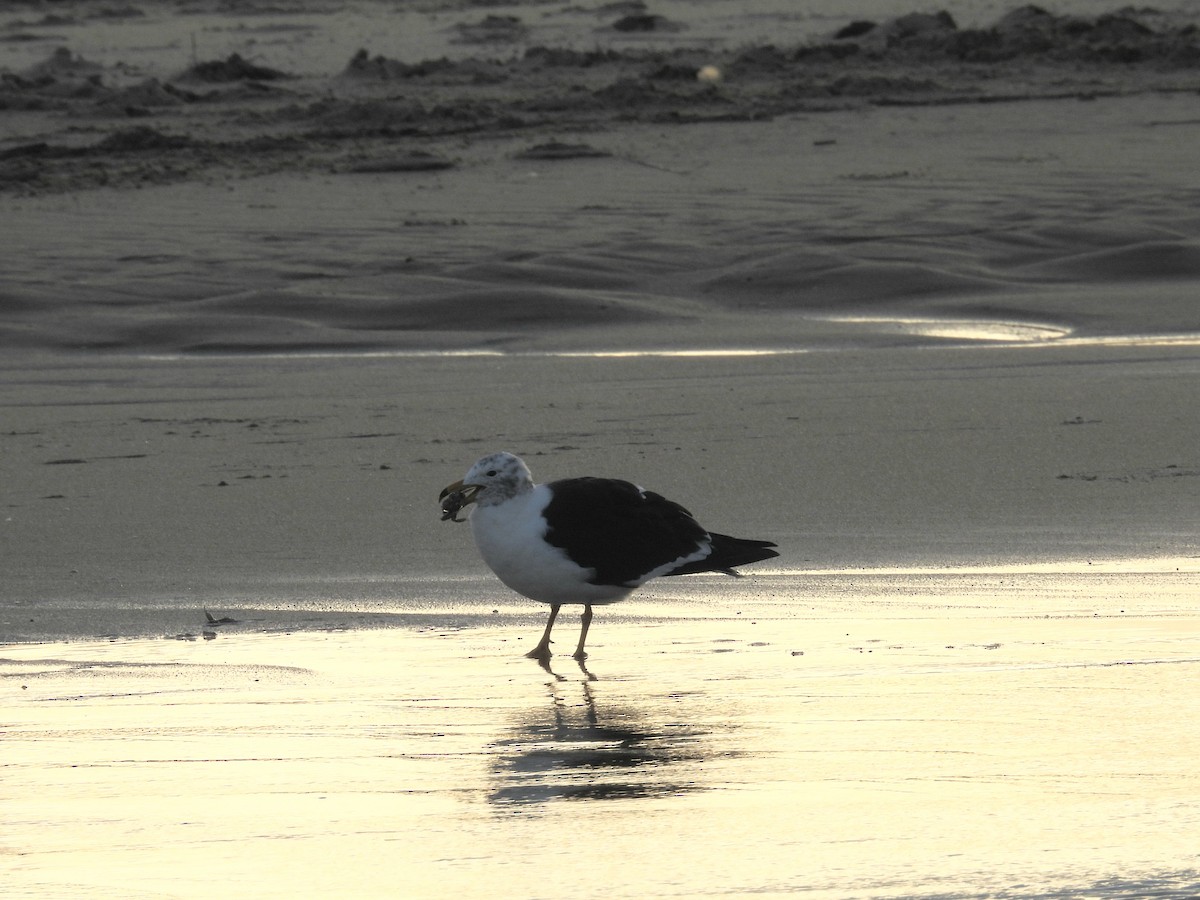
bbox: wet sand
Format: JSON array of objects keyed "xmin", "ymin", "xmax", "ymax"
[
  {"xmin": 7, "ymin": 584, "xmax": 1200, "ymax": 899},
  {"xmin": 4, "ymin": 2, "xmax": 1200, "ymax": 897}
]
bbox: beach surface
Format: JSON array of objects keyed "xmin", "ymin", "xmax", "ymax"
[{"xmin": 4, "ymin": 1, "xmax": 1200, "ymax": 897}]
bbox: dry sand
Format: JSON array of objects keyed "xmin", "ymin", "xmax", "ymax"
[{"xmin": 3, "ymin": 2, "xmax": 1200, "ymax": 898}]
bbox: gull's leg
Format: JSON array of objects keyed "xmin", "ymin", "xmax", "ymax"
[
  {"xmin": 526, "ymin": 603, "xmax": 561, "ymax": 661},
  {"xmin": 572, "ymin": 604, "xmax": 593, "ymax": 661}
]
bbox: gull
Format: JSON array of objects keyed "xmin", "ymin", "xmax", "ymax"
[{"xmin": 439, "ymin": 451, "xmax": 778, "ymax": 662}]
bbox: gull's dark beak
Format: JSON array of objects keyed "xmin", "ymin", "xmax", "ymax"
[
  {"xmin": 438, "ymin": 479, "xmax": 480, "ymax": 503},
  {"xmin": 439, "ymin": 479, "xmax": 481, "ymax": 522}
]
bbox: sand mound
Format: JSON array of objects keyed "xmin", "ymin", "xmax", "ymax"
[
  {"xmin": 1018, "ymin": 240, "xmax": 1200, "ymax": 282},
  {"xmin": 701, "ymin": 255, "xmax": 1005, "ymax": 310},
  {"xmin": 178, "ymin": 53, "xmax": 290, "ymax": 84},
  {"xmin": 821, "ymin": 6, "xmax": 1200, "ymax": 65}
]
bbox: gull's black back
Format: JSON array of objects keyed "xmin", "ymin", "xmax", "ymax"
[{"xmin": 542, "ymin": 476, "xmax": 778, "ymax": 587}]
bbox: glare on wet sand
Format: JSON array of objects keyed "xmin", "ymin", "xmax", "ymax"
[{"xmin": 5, "ymin": 567, "xmax": 1199, "ymax": 899}]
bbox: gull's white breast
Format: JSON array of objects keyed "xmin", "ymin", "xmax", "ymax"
[{"xmin": 468, "ymin": 484, "xmax": 631, "ymax": 606}]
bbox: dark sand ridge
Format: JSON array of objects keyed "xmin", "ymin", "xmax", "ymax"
[{"xmin": 4, "ymin": 6, "xmax": 1200, "ymax": 195}]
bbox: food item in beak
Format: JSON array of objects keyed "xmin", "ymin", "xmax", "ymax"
[{"xmin": 440, "ymin": 489, "xmax": 469, "ymax": 522}]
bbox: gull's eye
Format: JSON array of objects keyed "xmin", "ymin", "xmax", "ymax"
[{"xmin": 486, "ymin": 469, "xmax": 498, "ymax": 477}]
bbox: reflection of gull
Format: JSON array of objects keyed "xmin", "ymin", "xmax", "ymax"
[
  {"xmin": 489, "ymin": 680, "xmax": 705, "ymax": 806},
  {"xmin": 439, "ymin": 452, "xmax": 777, "ymax": 662}
]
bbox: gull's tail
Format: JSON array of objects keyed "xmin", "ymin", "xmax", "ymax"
[{"xmin": 666, "ymin": 533, "xmax": 779, "ymax": 577}]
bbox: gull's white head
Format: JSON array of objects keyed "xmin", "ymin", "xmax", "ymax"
[{"xmin": 439, "ymin": 451, "xmax": 534, "ymax": 515}]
